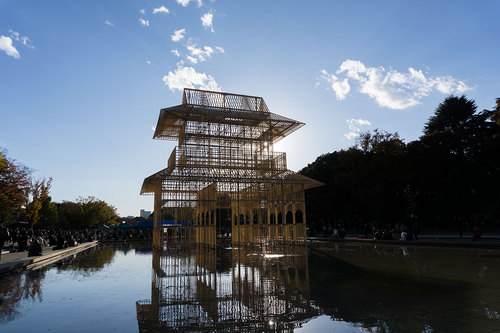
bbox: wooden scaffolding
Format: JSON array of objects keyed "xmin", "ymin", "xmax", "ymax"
[{"xmin": 141, "ymin": 88, "xmax": 322, "ymax": 250}]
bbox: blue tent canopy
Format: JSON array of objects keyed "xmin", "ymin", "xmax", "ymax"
[{"xmin": 135, "ymin": 220, "xmax": 194, "ymax": 228}]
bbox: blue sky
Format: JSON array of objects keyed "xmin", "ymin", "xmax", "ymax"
[{"xmin": 1, "ymin": 0, "xmax": 499, "ymax": 217}]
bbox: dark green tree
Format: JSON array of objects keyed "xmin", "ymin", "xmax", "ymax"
[
  {"xmin": 36, "ymin": 196, "xmax": 59, "ymax": 228},
  {"xmin": 300, "ymin": 96, "xmax": 500, "ymax": 234},
  {"xmin": 422, "ymin": 95, "xmax": 480, "ymax": 157},
  {"xmin": 57, "ymin": 201, "xmax": 84, "ymax": 227},
  {"xmin": 356, "ymin": 129, "xmax": 405, "ymax": 154},
  {"xmin": 300, "ymin": 130, "xmax": 408, "ymax": 231},
  {"xmin": 78, "ymin": 196, "xmax": 118, "ymax": 227}
]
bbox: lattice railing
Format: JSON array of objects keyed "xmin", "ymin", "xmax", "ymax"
[{"xmin": 183, "ymin": 88, "xmax": 269, "ymax": 113}]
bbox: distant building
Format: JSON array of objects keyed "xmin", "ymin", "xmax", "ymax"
[{"xmin": 140, "ymin": 209, "xmax": 152, "ymax": 219}]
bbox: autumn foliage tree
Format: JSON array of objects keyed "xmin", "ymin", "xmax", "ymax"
[
  {"xmin": 25, "ymin": 178, "xmax": 52, "ymax": 226},
  {"xmin": 0, "ymin": 150, "xmax": 31, "ymax": 225}
]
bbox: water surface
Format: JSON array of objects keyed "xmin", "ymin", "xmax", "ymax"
[{"xmin": 0, "ymin": 241, "xmax": 499, "ymax": 332}]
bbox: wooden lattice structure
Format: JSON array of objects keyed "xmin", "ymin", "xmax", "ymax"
[{"xmin": 141, "ymin": 88, "xmax": 322, "ymax": 249}]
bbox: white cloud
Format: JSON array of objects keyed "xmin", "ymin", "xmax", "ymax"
[
  {"xmin": 0, "ymin": 36, "xmax": 20, "ymax": 58},
  {"xmin": 186, "ymin": 55, "xmax": 198, "ymax": 64},
  {"xmin": 171, "ymin": 49, "xmax": 180, "ymax": 57},
  {"xmin": 344, "ymin": 132, "xmax": 359, "ymax": 141},
  {"xmin": 153, "ymin": 6, "xmax": 170, "ymax": 14},
  {"xmin": 186, "ymin": 43, "xmax": 223, "ymax": 62},
  {"xmin": 434, "ymin": 76, "xmax": 470, "ymax": 94},
  {"xmin": 171, "ymin": 28, "xmax": 186, "ymax": 42},
  {"xmin": 319, "ymin": 60, "xmax": 472, "ymax": 110},
  {"xmin": 140, "ymin": 9, "xmax": 146, "ymax": 14},
  {"xmin": 105, "ymin": 20, "xmax": 114, "ymax": 27},
  {"xmin": 215, "ymin": 46, "xmax": 224, "ymax": 53},
  {"xmin": 201, "ymin": 13, "xmax": 214, "ymax": 32},
  {"xmin": 320, "ymin": 70, "xmax": 350, "ymax": 100},
  {"xmin": 146, "ymin": 60, "xmax": 151, "ymax": 65},
  {"xmin": 152, "ymin": 126, "xmax": 156, "ymax": 131},
  {"xmin": 176, "ymin": 0, "xmax": 202, "ymax": 7},
  {"xmin": 162, "ymin": 66, "xmax": 220, "ymax": 92},
  {"xmin": 9, "ymin": 30, "xmax": 33, "ymax": 49},
  {"xmin": 345, "ymin": 118, "xmax": 372, "ymax": 140},
  {"xmin": 139, "ymin": 18, "xmax": 150, "ymax": 27}
]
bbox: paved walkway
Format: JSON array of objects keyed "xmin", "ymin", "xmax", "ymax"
[
  {"xmin": 309, "ymin": 234, "xmax": 500, "ymax": 248},
  {"xmin": 0, "ymin": 241, "xmax": 98, "ymax": 276}
]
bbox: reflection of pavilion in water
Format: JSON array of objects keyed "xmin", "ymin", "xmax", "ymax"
[{"xmin": 136, "ymin": 245, "xmax": 317, "ymax": 332}]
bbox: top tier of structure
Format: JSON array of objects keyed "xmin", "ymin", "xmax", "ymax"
[
  {"xmin": 182, "ymin": 88, "xmax": 270, "ymax": 112},
  {"xmin": 153, "ymin": 88, "xmax": 304, "ymax": 143}
]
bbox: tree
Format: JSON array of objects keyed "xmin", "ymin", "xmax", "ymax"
[
  {"xmin": 36, "ymin": 196, "xmax": 59, "ymax": 228},
  {"xmin": 471, "ymin": 98, "xmax": 500, "ymax": 226},
  {"xmin": 300, "ymin": 130, "xmax": 408, "ymax": 231},
  {"xmin": 25, "ymin": 178, "xmax": 52, "ymax": 226},
  {"xmin": 492, "ymin": 99, "xmax": 500, "ymax": 126},
  {"xmin": 300, "ymin": 95, "xmax": 500, "ymax": 233},
  {"xmin": 78, "ymin": 196, "xmax": 117, "ymax": 227},
  {"xmin": 422, "ymin": 95, "xmax": 478, "ymax": 156},
  {"xmin": 57, "ymin": 201, "xmax": 83, "ymax": 227},
  {"xmin": 0, "ymin": 150, "xmax": 31, "ymax": 225},
  {"xmin": 418, "ymin": 96, "xmax": 500, "ymax": 229},
  {"xmin": 356, "ymin": 129, "xmax": 405, "ymax": 154},
  {"xmin": 424, "ymin": 96, "xmax": 477, "ymax": 136}
]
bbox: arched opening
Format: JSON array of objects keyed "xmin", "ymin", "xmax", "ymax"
[
  {"xmin": 205, "ymin": 212, "xmax": 209, "ymax": 226},
  {"xmin": 245, "ymin": 213, "xmax": 250, "ymax": 225},
  {"xmin": 239, "ymin": 214, "xmax": 245, "ymax": 225},
  {"xmin": 201, "ymin": 213, "xmax": 205, "ymax": 226},
  {"xmin": 253, "ymin": 213, "xmax": 258, "ymax": 225},
  {"xmin": 270, "ymin": 213, "xmax": 276, "ymax": 225},
  {"xmin": 234, "ymin": 215, "xmax": 237, "ymax": 226},
  {"xmin": 295, "ymin": 210, "xmax": 304, "ymax": 223},
  {"xmin": 211, "ymin": 210, "xmax": 215, "ymax": 225},
  {"xmin": 277, "ymin": 212, "xmax": 283, "ymax": 225}
]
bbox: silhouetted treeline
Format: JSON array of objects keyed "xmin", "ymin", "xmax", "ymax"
[{"xmin": 300, "ymin": 96, "xmax": 500, "ymax": 233}]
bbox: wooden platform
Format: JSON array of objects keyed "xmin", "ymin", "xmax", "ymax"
[{"xmin": 0, "ymin": 241, "xmax": 98, "ymax": 276}]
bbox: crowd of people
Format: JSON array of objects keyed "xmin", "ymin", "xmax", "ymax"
[
  {"xmin": 307, "ymin": 223, "xmax": 347, "ymax": 239},
  {"xmin": 0, "ymin": 226, "xmax": 153, "ymax": 258},
  {"xmin": 370, "ymin": 223, "xmax": 420, "ymax": 241},
  {"xmin": 307, "ymin": 221, "xmax": 422, "ymax": 241}
]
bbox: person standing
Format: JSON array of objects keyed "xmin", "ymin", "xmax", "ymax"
[{"xmin": 0, "ymin": 227, "xmax": 9, "ymax": 260}]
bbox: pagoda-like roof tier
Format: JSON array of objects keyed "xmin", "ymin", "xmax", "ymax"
[
  {"xmin": 153, "ymin": 89, "xmax": 304, "ymax": 143},
  {"xmin": 140, "ymin": 166, "xmax": 323, "ymax": 195}
]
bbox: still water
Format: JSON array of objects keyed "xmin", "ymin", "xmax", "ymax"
[{"xmin": 0, "ymin": 241, "xmax": 499, "ymax": 332}]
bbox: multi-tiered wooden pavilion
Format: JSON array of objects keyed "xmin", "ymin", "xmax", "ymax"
[{"xmin": 141, "ymin": 88, "xmax": 321, "ymax": 249}]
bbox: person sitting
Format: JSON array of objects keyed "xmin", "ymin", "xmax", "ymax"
[
  {"xmin": 53, "ymin": 232, "xmax": 67, "ymax": 250},
  {"xmin": 28, "ymin": 238, "xmax": 43, "ymax": 256},
  {"xmin": 472, "ymin": 226, "xmax": 482, "ymax": 241}
]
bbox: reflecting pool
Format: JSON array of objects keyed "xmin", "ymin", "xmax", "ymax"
[{"xmin": 0, "ymin": 241, "xmax": 499, "ymax": 332}]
